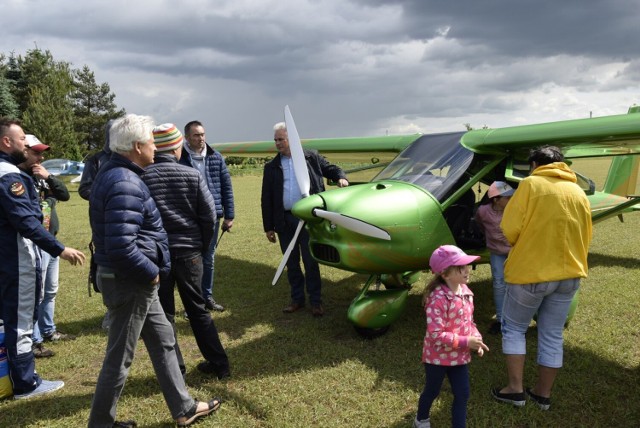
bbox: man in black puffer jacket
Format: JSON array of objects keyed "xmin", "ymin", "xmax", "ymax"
[{"xmin": 142, "ymin": 123, "xmax": 230, "ymax": 380}]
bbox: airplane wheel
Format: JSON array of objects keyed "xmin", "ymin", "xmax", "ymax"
[{"xmin": 354, "ymin": 325, "xmax": 390, "ymax": 339}]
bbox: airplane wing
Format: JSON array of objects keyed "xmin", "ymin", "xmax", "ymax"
[
  {"xmin": 215, "ymin": 134, "xmax": 421, "ymax": 155},
  {"xmin": 461, "ymin": 109, "xmax": 640, "ymax": 159}
]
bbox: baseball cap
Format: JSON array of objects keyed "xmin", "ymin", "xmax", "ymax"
[
  {"xmin": 25, "ymin": 134, "xmax": 50, "ymax": 152},
  {"xmin": 429, "ymin": 245, "xmax": 480, "ymax": 275},
  {"xmin": 488, "ymin": 181, "xmax": 514, "ymax": 198}
]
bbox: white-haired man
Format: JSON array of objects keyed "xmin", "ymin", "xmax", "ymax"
[
  {"xmin": 261, "ymin": 122, "xmax": 349, "ymax": 317},
  {"xmin": 88, "ymin": 114, "xmax": 220, "ymax": 427}
]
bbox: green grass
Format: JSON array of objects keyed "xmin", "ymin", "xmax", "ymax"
[{"xmin": 1, "ymin": 173, "xmax": 639, "ymax": 427}]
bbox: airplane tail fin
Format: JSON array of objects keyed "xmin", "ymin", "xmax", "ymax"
[{"xmin": 602, "ymin": 155, "xmax": 640, "ymax": 197}]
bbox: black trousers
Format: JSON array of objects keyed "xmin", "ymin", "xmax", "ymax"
[{"xmin": 158, "ymin": 252, "xmax": 229, "ymax": 374}]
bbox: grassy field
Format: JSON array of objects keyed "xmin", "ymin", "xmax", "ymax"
[{"xmin": 1, "ymin": 169, "xmax": 639, "ymax": 427}]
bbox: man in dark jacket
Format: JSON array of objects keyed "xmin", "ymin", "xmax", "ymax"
[
  {"xmin": 0, "ymin": 118, "xmax": 85, "ymax": 400},
  {"xmin": 142, "ymin": 123, "xmax": 230, "ymax": 380},
  {"xmin": 180, "ymin": 120, "xmax": 234, "ymax": 312},
  {"xmin": 18, "ymin": 135, "xmax": 74, "ymax": 359},
  {"xmin": 78, "ymin": 120, "xmax": 113, "ymax": 201},
  {"xmin": 88, "ymin": 114, "xmax": 220, "ymax": 427},
  {"xmin": 78, "ymin": 120, "xmax": 113, "ymax": 330},
  {"xmin": 261, "ymin": 122, "xmax": 349, "ymax": 317}
]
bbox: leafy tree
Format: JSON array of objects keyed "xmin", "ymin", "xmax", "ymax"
[
  {"xmin": 18, "ymin": 48, "xmax": 79, "ymax": 159},
  {"xmin": 72, "ymin": 65, "xmax": 125, "ymax": 154},
  {"xmin": 0, "ymin": 75, "xmax": 19, "ymax": 118}
]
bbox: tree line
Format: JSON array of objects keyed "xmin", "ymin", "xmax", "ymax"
[{"xmin": 0, "ymin": 48, "xmax": 125, "ymax": 160}]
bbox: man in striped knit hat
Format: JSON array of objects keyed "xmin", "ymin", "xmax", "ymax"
[{"xmin": 142, "ymin": 123, "xmax": 230, "ymax": 380}]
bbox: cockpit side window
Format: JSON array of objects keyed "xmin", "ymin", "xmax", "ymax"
[{"xmin": 372, "ymin": 131, "xmax": 473, "ymax": 201}]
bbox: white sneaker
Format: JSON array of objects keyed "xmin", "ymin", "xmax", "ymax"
[
  {"xmin": 14, "ymin": 379, "xmax": 64, "ymax": 399},
  {"xmin": 414, "ymin": 417, "xmax": 431, "ymax": 428}
]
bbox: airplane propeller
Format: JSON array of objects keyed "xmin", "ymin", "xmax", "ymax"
[
  {"xmin": 272, "ymin": 106, "xmax": 390, "ymax": 285},
  {"xmin": 312, "ymin": 209, "xmax": 391, "ymax": 241}
]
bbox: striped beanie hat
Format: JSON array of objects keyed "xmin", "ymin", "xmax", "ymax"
[{"xmin": 153, "ymin": 123, "xmax": 184, "ymax": 152}]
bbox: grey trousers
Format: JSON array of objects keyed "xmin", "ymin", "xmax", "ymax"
[{"xmin": 88, "ymin": 266, "xmax": 195, "ymax": 427}]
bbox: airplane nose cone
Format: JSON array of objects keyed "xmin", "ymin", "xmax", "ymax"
[{"xmin": 292, "ymin": 194, "xmax": 325, "ymax": 223}]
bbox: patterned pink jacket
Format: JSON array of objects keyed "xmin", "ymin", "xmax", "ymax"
[{"xmin": 422, "ymin": 283, "xmax": 482, "ymax": 366}]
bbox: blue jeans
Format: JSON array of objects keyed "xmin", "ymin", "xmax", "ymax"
[
  {"xmin": 502, "ymin": 279, "xmax": 580, "ymax": 368},
  {"xmin": 489, "ymin": 253, "xmax": 507, "ymax": 323},
  {"xmin": 417, "ymin": 363, "xmax": 469, "ymax": 428},
  {"xmin": 201, "ymin": 220, "xmax": 220, "ymax": 300},
  {"xmin": 32, "ymin": 251, "xmax": 59, "ymax": 343},
  {"xmin": 278, "ymin": 212, "xmax": 322, "ymax": 306}
]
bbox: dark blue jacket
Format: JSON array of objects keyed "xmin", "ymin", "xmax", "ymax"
[
  {"xmin": 261, "ymin": 149, "xmax": 347, "ymax": 233},
  {"xmin": 142, "ymin": 153, "xmax": 216, "ymax": 255},
  {"xmin": 0, "ymin": 152, "xmax": 64, "ymax": 260},
  {"xmin": 89, "ymin": 153, "xmax": 170, "ymax": 283},
  {"xmin": 179, "ymin": 144, "xmax": 234, "ymax": 220}
]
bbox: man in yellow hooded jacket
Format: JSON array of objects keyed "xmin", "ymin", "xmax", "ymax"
[{"xmin": 491, "ymin": 145, "xmax": 592, "ymax": 411}]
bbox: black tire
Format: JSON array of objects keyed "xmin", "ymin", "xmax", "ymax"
[{"xmin": 354, "ymin": 325, "xmax": 390, "ymax": 339}]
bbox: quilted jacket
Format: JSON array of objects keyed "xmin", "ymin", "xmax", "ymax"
[{"xmin": 89, "ymin": 153, "xmax": 170, "ymax": 283}]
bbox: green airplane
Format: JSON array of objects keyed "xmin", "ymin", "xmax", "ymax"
[{"xmin": 217, "ymin": 106, "xmax": 640, "ymax": 337}]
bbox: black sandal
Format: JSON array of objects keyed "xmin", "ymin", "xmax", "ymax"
[{"xmin": 176, "ymin": 398, "xmax": 222, "ymax": 427}]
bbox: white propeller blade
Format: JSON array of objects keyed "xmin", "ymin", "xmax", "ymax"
[
  {"xmin": 314, "ymin": 209, "xmax": 391, "ymax": 241},
  {"xmin": 272, "ymin": 220, "xmax": 306, "ymax": 285},
  {"xmin": 284, "ymin": 105, "xmax": 310, "ymax": 197}
]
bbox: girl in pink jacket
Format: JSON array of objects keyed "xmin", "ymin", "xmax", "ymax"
[{"xmin": 414, "ymin": 245, "xmax": 489, "ymax": 428}]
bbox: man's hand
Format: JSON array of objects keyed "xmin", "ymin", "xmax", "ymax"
[
  {"xmin": 222, "ymin": 218, "xmax": 233, "ymax": 231},
  {"xmin": 59, "ymin": 247, "xmax": 86, "ymax": 266},
  {"xmin": 31, "ymin": 164, "xmax": 51, "ymax": 180},
  {"xmin": 266, "ymin": 231, "xmax": 277, "ymax": 243},
  {"xmin": 337, "ymin": 178, "xmax": 349, "ymax": 188}
]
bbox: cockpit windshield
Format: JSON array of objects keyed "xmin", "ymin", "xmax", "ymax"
[{"xmin": 372, "ymin": 131, "xmax": 473, "ymax": 201}]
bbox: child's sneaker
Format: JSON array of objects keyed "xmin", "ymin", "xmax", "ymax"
[
  {"xmin": 526, "ymin": 388, "xmax": 551, "ymax": 410},
  {"xmin": 413, "ymin": 417, "xmax": 431, "ymax": 428}
]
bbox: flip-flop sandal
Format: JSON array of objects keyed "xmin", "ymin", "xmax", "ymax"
[{"xmin": 176, "ymin": 398, "xmax": 222, "ymax": 427}]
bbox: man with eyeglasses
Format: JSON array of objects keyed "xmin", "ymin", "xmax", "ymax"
[{"xmin": 179, "ymin": 120, "xmax": 235, "ymax": 313}]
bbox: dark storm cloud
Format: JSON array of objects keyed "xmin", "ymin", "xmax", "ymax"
[
  {"xmin": 2, "ymin": 0, "xmax": 639, "ymax": 140},
  {"xmin": 352, "ymin": 0, "xmax": 640, "ymax": 58}
]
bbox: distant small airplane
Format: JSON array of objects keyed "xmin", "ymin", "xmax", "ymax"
[{"xmin": 217, "ymin": 106, "xmax": 640, "ymax": 337}]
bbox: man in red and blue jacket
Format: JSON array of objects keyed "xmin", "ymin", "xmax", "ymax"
[{"xmin": 0, "ymin": 118, "xmax": 85, "ymax": 399}]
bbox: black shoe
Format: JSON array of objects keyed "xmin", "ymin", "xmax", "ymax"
[
  {"xmin": 526, "ymin": 388, "xmax": 551, "ymax": 410},
  {"xmin": 32, "ymin": 342, "xmax": 55, "ymax": 358},
  {"xmin": 113, "ymin": 420, "xmax": 137, "ymax": 428},
  {"xmin": 491, "ymin": 387, "xmax": 526, "ymax": 407},
  {"xmin": 197, "ymin": 361, "xmax": 231, "ymax": 380},
  {"xmin": 205, "ymin": 298, "xmax": 224, "ymax": 312},
  {"xmin": 488, "ymin": 321, "xmax": 502, "ymax": 335}
]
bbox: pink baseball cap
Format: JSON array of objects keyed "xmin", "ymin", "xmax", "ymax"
[
  {"xmin": 429, "ymin": 245, "xmax": 480, "ymax": 274},
  {"xmin": 488, "ymin": 181, "xmax": 514, "ymax": 198}
]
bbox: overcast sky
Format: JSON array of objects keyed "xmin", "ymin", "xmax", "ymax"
[{"xmin": 3, "ymin": 0, "xmax": 640, "ymax": 143}]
